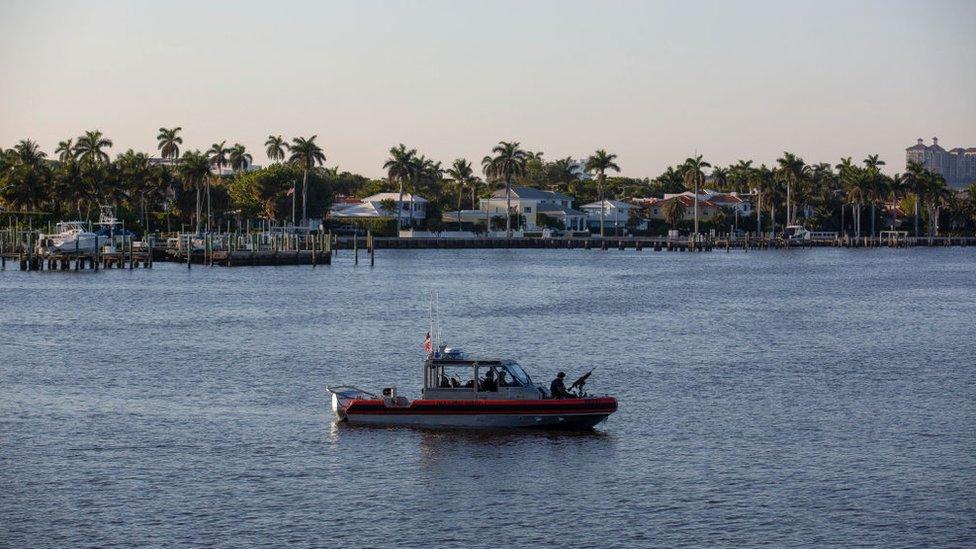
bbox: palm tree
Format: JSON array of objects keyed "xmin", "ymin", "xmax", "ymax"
[
  {"xmin": 486, "ymin": 141, "xmax": 529, "ymax": 237},
  {"xmin": 229, "ymin": 143, "xmax": 253, "ymax": 173},
  {"xmin": 681, "ymin": 155, "xmax": 711, "ymax": 238},
  {"xmin": 835, "ymin": 157, "xmax": 858, "ymax": 236},
  {"xmin": 409, "ymin": 155, "xmax": 442, "ymax": 227},
  {"xmin": 480, "ymin": 155, "xmax": 496, "ymax": 231},
  {"xmin": 730, "ymin": 160, "xmax": 753, "ymax": 192},
  {"xmin": 664, "ymin": 197, "xmax": 686, "ymax": 230},
  {"xmin": 157, "ymin": 127, "xmax": 183, "ymax": 162},
  {"xmin": 925, "ymin": 172, "xmax": 949, "ymax": 237},
  {"xmin": 208, "ymin": 141, "xmax": 230, "ymax": 175},
  {"xmin": 903, "ymin": 161, "xmax": 928, "ymax": 237},
  {"xmin": 885, "ymin": 174, "xmax": 905, "ymax": 230},
  {"xmin": 55, "ymin": 139, "xmax": 74, "ymax": 163},
  {"xmin": 775, "ymin": 152, "xmax": 808, "ymax": 225},
  {"xmin": 288, "ymin": 136, "xmax": 327, "ymax": 227},
  {"xmin": 446, "ymin": 158, "xmax": 476, "ymax": 230},
  {"xmin": 549, "ymin": 157, "xmax": 583, "ymax": 192},
  {"xmin": 179, "ymin": 150, "xmax": 211, "ymax": 235},
  {"xmin": 74, "ymin": 130, "xmax": 113, "ymax": 165},
  {"xmin": 265, "ymin": 135, "xmax": 286, "ymax": 163},
  {"xmin": 206, "ymin": 141, "xmax": 231, "ymax": 233},
  {"xmin": 711, "ymin": 166, "xmax": 730, "ymax": 191},
  {"xmin": 862, "ymin": 155, "xmax": 886, "ymax": 237},
  {"xmin": 1, "ymin": 140, "xmax": 50, "ymax": 211},
  {"xmin": 749, "ymin": 165, "xmax": 774, "ymax": 236},
  {"xmin": 383, "ymin": 144, "xmax": 417, "ymax": 234},
  {"xmin": 585, "ymin": 150, "xmax": 621, "ymax": 238},
  {"xmin": 844, "ymin": 169, "xmax": 868, "ymax": 238}
]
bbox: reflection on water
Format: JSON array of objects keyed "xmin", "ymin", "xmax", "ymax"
[{"xmin": 2, "ymin": 248, "xmax": 975, "ymax": 547}]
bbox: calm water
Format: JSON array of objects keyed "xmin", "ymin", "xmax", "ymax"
[{"xmin": 2, "ymin": 248, "xmax": 975, "ymax": 547}]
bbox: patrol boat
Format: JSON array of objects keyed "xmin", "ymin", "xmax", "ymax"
[{"xmin": 327, "ymin": 347, "xmax": 617, "ymax": 430}]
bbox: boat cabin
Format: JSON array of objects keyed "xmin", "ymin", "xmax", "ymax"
[{"xmin": 423, "ymin": 357, "xmax": 543, "ymax": 400}]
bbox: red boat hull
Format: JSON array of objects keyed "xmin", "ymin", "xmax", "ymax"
[{"xmin": 338, "ymin": 397, "xmax": 617, "ymax": 430}]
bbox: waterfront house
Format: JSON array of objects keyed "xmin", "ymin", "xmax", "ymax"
[
  {"xmin": 479, "ymin": 186, "xmax": 587, "ymax": 231},
  {"xmin": 633, "ymin": 190, "xmax": 752, "ymax": 222},
  {"xmin": 634, "ymin": 195, "xmax": 720, "ymax": 221},
  {"xmin": 701, "ymin": 191, "xmax": 752, "ymax": 216},
  {"xmin": 580, "ymin": 200, "xmax": 635, "ymax": 231},
  {"xmin": 330, "ymin": 192, "xmax": 427, "ymax": 223}
]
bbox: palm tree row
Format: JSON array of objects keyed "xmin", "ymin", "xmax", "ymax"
[
  {"xmin": 653, "ymin": 153, "xmax": 965, "ymax": 238},
  {"xmin": 4, "ymin": 132, "xmax": 976, "ymax": 237}
]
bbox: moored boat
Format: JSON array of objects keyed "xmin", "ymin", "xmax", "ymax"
[
  {"xmin": 328, "ymin": 347, "xmax": 617, "ymax": 430},
  {"xmin": 43, "ymin": 221, "xmax": 101, "ymax": 254}
]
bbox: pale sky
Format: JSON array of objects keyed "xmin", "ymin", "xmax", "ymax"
[{"xmin": 1, "ymin": 0, "xmax": 974, "ymax": 179}]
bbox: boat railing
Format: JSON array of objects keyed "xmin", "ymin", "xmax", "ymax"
[{"xmin": 326, "ymin": 385, "xmax": 378, "ymax": 399}]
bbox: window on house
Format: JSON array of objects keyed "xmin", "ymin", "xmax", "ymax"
[{"xmin": 524, "ymin": 207, "xmax": 532, "ymax": 213}]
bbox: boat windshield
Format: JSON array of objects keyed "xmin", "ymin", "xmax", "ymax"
[
  {"xmin": 56, "ymin": 222, "xmax": 87, "ymax": 232},
  {"xmin": 504, "ymin": 362, "xmax": 532, "ymax": 387}
]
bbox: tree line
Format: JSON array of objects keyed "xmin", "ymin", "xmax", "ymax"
[{"xmin": 2, "ymin": 129, "xmax": 974, "ymax": 237}]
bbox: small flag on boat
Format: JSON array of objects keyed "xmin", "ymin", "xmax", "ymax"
[{"xmin": 424, "ymin": 332, "xmax": 432, "ymax": 354}]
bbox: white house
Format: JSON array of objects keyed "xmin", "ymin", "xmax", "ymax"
[
  {"xmin": 330, "ymin": 192, "xmax": 427, "ymax": 223},
  {"xmin": 479, "ymin": 186, "xmax": 587, "ymax": 231},
  {"xmin": 580, "ymin": 200, "xmax": 635, "ymax": 231}
]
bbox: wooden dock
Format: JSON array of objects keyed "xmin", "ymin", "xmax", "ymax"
[
  {"xmin": 5, "ymin": 230, "xmax": 972, "ymax": 271},
  {"xmin": 0, "ymin": 249, "xmax": 152, "ymax": 271}
]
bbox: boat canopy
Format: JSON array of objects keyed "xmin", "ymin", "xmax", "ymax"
[{"xmin": 424, "ymin": 358, "xmax": 533, "ymax": 391}]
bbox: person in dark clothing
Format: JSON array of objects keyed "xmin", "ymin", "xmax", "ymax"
[
  {"xmin": 550, "ymin": 372, "xmax": 571, "ymax": 399},
  {"xmin": 481, "ymin": 368, "xmax": 497, "ymax": 391}
]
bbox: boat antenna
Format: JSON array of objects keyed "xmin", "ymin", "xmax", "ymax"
[
  {"xmin": 427, "ymin": 291, "xmax": 434, "ymax": 353},
  {"xmin": 435, "ymin": 290, "xmax": 443, "ymax": 350}
]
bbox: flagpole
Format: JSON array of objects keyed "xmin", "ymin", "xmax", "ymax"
[{"xmin": 428, "ymin": 292, "xmax": 434, "ymax": 354}]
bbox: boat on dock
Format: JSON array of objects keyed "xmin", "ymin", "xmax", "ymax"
[
  {"xmin": 327, "ymin": 347, "xmax": 617, "ymax": 430},
  {"xmin": 43, "ymin": 221, "xmax": 101, "ymax": 254},
  {"xmin": 40, "ymin": 206, "xmax": 137, "ymax": 255}
]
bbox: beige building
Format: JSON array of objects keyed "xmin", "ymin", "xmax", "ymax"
[{"xmin": 906, "ymin": 137, "xmax": 976, "ymax": 188}]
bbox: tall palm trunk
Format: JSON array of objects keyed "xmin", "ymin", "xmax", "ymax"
[
  {"xmin": 756, "ymin": 193, "xmax": 762, "ymax": 237},
  {"xmin": 485, "ymin": 183, "xmax": 490, "ymax": 234},
  {"xmin": 693, "ymin": 177, "xmax": 699, "ymax": 238},
  {"xmin": 914, "ymin": 196, "xmax": 919, "ymax": 237},
  {"xmin": 840, "ymin": 203, "xmax": 845, "ymax": 236},
  {"xmin": 195, "ymin": 185, "xmax": 202, "ymax": 235},
  {"xmin": 505, "ymin": 177, "xmax": 512, "ymax": 237},
  {"xmin": 396, "ymin": 177, "xmax": 404, "ymax": 235},
  {"xmin": 301, "ymin": 168, "xmax": 308, "ymax": 228},
  {"xmin": 599, "ymin": 172, "xmax": 606, "ymax": 238},
  {"xmin": 457, "ymin": 185, "xmax": 463, "ymax": 231},
  {"xmin": 409, "ymin": 176, "xmax": 417, "ymax": 228},
  {"xmin": 870, "ymin": 203, "xmax": 876, "ymax": 237},
  {"xmin": 786, "ymin": 181, "xmax": 791, "ymax": 225},
  {"xmin": 206, "ymin": 178, "xmax": 211, "ymax": 233}
]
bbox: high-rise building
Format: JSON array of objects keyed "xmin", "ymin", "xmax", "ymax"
[{"xmin": 906, "ymin": 137, "xmax": 976, "ymax": 188}]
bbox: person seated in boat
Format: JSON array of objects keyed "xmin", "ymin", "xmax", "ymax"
[
  {"xmin": 496, "ymin": 371, "xmax": 510, "ymax": 387},
  {"xmin": 550, "ymin": 372, "xmax": 571, "ymax": 399},
  {"xmin": 480, "ymin": 368, "xmax": 498, "ymax": 391}
]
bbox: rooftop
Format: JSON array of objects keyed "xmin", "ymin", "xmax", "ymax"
[
  {"xmin": 491, "ymin": 186, "xmax": 570, "ymax": 201},
  {"xmin": 537, "ymin": 203, "xmax": 586, "ymax": 216},
  {"xmin": 580, "ymin": 199, "xmax": 633, "ymax": 209},
  {"xmin": 363, "ymin": 192, "xmax": 428, "ymax": 203}
]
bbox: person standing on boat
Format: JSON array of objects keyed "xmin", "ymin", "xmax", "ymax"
[{"xmin": 550, "ymin": 372, "xmax": 571, "ymax": 399}]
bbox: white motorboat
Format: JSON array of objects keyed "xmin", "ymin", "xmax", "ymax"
[
  {"xmin": 43, "ymin": 221, "xmax": 102, "ymax": 254},
  {"xmin": 328, "ymin": 347, "xmax": 617, "ymax": 430}
]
